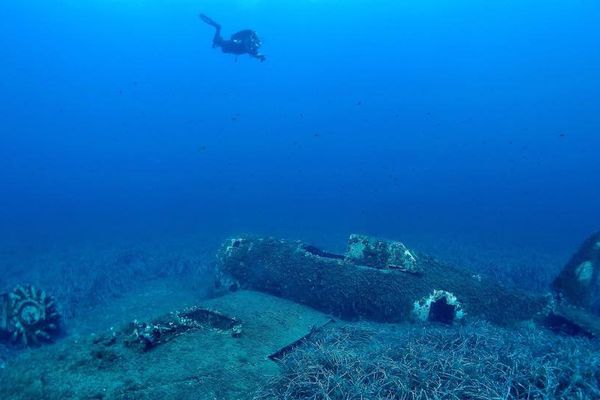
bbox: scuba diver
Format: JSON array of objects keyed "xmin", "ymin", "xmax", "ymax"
[{"xmin": 199, "ymin": 14, "xmax": 266, "ymax": 62}]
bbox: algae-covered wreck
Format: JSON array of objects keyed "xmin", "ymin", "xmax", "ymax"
[{"xmin": 216, "ymin": 232, "xmax": 600, "ymax": 335}]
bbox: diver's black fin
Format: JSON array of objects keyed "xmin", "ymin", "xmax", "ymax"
[{"xmin": 199, "ymin": 14, "xmax": 221, "ymax": 29}]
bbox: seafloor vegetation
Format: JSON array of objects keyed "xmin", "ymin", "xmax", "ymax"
[
  {"xmin": 0, "ymin": 234, "xmax": 597, "ymax": 399},
  {"xmin": 255, "ymin": 322, "xmax": 600, "ymax": 400}
]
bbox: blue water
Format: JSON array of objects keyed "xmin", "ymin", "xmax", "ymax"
[{"xmin": 1, "ymin": 0, "xmax": 599, "ymax": 253}]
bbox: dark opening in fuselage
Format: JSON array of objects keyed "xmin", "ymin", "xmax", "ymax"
[{"xmin": 428, "ymin": 297, "xmax": 457, "ymax": 324}]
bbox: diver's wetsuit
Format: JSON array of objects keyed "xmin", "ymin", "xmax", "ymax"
[{"xmin": 200, "ymin": 14, "xmax": 266, "ymax": 62}]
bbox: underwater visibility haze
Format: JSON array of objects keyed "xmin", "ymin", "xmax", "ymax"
[
  {"xmin": 1, "ymin": 0, "xmax": 599, "ymax": 249},
  {"xmin": 1, "ymin": 0, "xmax": 600, "ymax": 399}
]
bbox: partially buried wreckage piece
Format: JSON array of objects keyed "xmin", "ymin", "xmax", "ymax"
[{"xmin": 550, "ymin": 232, "xmax": 600, "ymax": 336}]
